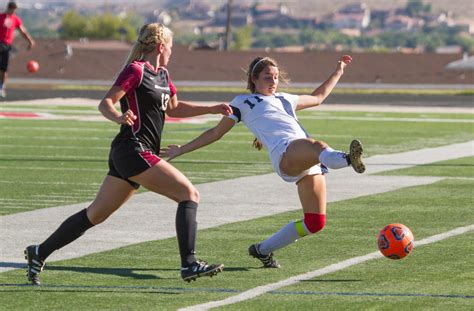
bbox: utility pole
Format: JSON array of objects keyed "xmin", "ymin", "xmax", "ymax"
[{"xmin": 224, "ymin": 0, "xmax": 232, "ymax": 51}]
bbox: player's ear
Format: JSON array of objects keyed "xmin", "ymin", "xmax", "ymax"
[{"xmin": 157, "ymin": 43, "xmax": 164, "ymax": 54}]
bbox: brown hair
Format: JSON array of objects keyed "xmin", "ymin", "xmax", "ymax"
[
  {"xmin": 246, "ymin": 56, "xmax": 288, "ymax": 93},
  {"xmin": 121, "ymin": 23, "xmax": 173, "ymax": 69}
]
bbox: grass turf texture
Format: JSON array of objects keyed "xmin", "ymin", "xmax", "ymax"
[
  {"xmin": 1, "ymin": 173, "xmax": 472, "ymax": 309},
  {"xmin": 1, "ymin": 109, "xmax": 473, "ymax": 215},
  {"xmin": 1, "ymin": 103, "xmax": 472, "ymax": 309}
]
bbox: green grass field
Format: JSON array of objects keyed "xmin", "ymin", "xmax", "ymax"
[{"xmin": 1, "ymin": 100, "xmax": 473, "ymax": 310}]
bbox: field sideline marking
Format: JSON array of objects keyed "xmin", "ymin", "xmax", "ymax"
[
  {"xmin": 180, "ymin": 224, "xmax": 474, "ymax": 311},
  {"xmin": 0, "ymin": 283, "xmax": 472, "ymax": 299}
]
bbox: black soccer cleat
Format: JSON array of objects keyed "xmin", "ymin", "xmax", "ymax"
[
  {"xmin": 248, "ymin": 244, "xmax": 280, "ymax": 268},
  {"xmin": 180, "ymin": 260, "xmax": 224, "ymax": 282},
  {"xmin": 24, "ymin": 245, "xmax": 45, "ymax": 286},
  {"xmin": 348, "ymin": 139, "xmax": 366, "ymax": 173}
]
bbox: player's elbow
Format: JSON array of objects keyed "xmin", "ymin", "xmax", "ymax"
[{"xmin": 209, "ymin": 127, "xmax": 225, "ymax": 141}]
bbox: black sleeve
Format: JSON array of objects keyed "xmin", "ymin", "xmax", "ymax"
[{"xmin": 230, "ymin": 105, "xmax": 241, "ymax": 122}]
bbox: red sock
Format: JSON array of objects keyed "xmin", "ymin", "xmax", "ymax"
[{"xmin": 303, "ymin": 213, "xmax": 326, "ymax": 233}]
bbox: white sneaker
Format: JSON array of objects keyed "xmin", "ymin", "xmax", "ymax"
[{"xmin": 0, "ymin": 87, "xmax": 6, "ymax": 98}]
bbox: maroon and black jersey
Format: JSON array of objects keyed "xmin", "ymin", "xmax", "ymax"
[{"xmin": 112, "ymin": 60, "xmax": 177, "ymax": 153}]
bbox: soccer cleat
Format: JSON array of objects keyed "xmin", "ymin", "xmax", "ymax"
[
  {"xmin": 349, "ymin": 139, "xmax": 365, "ymax": 173},
  {"xmin": 24, "ymin": 245, "xmax": 45, "ymax": 286},
  {"xmin": 180, "ymin": 260, "xmax": 224, "ymax": 282},
  {"xmin": 248, "ymin": 244, "xmax": 280, "ymax": 268}
]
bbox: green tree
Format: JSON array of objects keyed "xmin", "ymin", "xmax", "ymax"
[
  {"xmin": 87, "ymin": 13, "xmax": 122, "ymax": 39},
  {"xmin": 61, "ymin": 11, "xmax": 88, "ymax": 38},
  {"xmin": 234, "ymin": 25, "xmax": 253, "ymax": 50},
  {"xmin": 60, "ymin": 11, "xmax": 140, "ymax": 41},
  {"xmin": 406, "ymin": 0, "xmax": 431, "ymax": 17}
]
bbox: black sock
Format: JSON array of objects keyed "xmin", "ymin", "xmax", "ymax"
[
  {"xmin": 38, "ymin": 209, "xmax": 94, "ymax": 260},
  {"xmin": 176, "ymin": 200, "xmax": 198, "ymax": 267}
]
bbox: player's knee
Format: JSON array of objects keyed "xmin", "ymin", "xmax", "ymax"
[
  {"xmin": 304, "ymin": 213, "xmax": 326, "ymax": 234},
  {"xmin": 184, "ymin": 186, "xmax": 200, "ymax": 203},
  {"xmin": 86, "ymin": 209, "xmax": 109, "ymax": 225},
  {"xmin": 313, "ymin": 140, "xmax": 328, "ymax": 152}
]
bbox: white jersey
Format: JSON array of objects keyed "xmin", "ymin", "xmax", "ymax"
[{"xmin": 228, "ymin": 92, "xmax": 309, "ymax": 154}]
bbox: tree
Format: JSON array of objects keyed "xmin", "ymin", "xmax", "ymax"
[
  {"xmin": 234, "ymin": 25, "xmax": 253, "ymax": 50},
  {"xmin": 60, "ymin": 11, "xmax": 87, "ymax": 38},
  {"xmin": 406, "ymin": 0, "xmax": 431, "ymax": 17},
  {"xmin": 60, "ymin": 11, "xmax": 141, "ymax": 41}
]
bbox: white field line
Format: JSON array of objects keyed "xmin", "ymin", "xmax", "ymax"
[
  {"xmin": 180, "ymin": 224, "xmax": 474, "ymax": 311},
  {"xmin": 3, "ymin": 114, "xmax": 473, "ymax": 123},
  {"xmin": 0, "ymin": 180, "xmax": 101, "ymax": 186},
  {"xmin": 1, "ymin": 126, "xmax": 117, "ymax": 132},
  {"xmin": 0, "ymin": 144, "xmax": 109, "ymax": 150},
  {"xmin": 0, "ymin": 198, "xmax": 73, "ymax": 203},
  {"xmin": 31, "ymin": 195, "xmax": 91, "ymax": 199},
  {"xmin": 3, "ymin": 135, "xmax": 110, "ymax": 141},
  {"xmin": 0, "ymin": 166, "xmax": 270, "ymax": 174},
  {"xmin": 0, "ymin": 144, "xmax": 273, "ymax": 155},
  {"xmin": 0, "ymin": 166, "xmax": 106, "ymax": 172},
  {"xmin": 2, "ymin": 136, "xmax": 265, "ymax": 144},
  {"xmin": 298, "ymin": 115, "xmax": 474, "ymax": 123},
  {"xmin": 1, "ymin": 99, "xmax": 473, "ymax": 114},
  {"xmin": 0, "ymin": 154, "xmax": 269, "ymax": 163}
]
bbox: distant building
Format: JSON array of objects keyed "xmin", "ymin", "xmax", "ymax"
[
  {"xmin": 201, "ymin": 2, "xmax": 315, "ymax": 33},
  {"xmin": 330, "ymin": 3, "xmax": 370, "ymax": 30},
  {"xmin": 384, "ymin": 14, "xmax": 425, "ymax": 32},
  {"xmin": 453, "ymin": 19, "xmax": 474, "ymax": 35},
  {"xmin": 436, "ymin": 45, "xmax": 464, "ymax": 54}
]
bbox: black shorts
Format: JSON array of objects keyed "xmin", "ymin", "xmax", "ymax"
[
  {"xmin": 0, "ymin": 43, "xmax": 11, "ymax": 71},
  {"xmin": 107, "ymin": 138, "xmax": 161, "ymax": 189}
]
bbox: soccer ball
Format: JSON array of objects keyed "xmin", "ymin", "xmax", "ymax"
[
  {"xmin": 377, "ymin": 223, "xmax": 414, "ymax": 259},
  {"xmin": 27, "ymin": 60, "xmax": 39, "ymax": 73}
]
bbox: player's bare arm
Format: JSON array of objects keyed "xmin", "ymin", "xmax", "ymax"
[
  {"xmin": 296, "ymin": 55, "xmax": 352, "ymax": 111},
  {"xmin": 98, "ymin": 85, "xmax": 136, "ymax": 125},
  {"xmin": 161, "ymin": 117, "xmax": 235, "ymax": 161},
  {"xmin": 18, "ymin": 24, "xmax": 35, "ymax": 49},
  {"xmin": 166, "ymin": 95, "xmax": 232, "ymax": 117}
]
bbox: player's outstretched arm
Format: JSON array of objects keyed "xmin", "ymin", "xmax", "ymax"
[
  {"xmin": 18, "ymin": 25, "xmax": 35, "ymax": 50},
  {"xmin": 167, "ymin": 95, "xmax": 232, "ymax": 118},
  {"xmin": 296, "ymin": 55, "xmax": 352, "ymax": 111},
  {"xmin": 161, "ymin": 117, "xmax": 235, "ymax": 161}
]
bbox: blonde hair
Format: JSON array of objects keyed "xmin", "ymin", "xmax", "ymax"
[
  {"xmin": 246, "ymin": 56, "xmax": 288, "ymax": 93},
  {"xmin": 122, "ymin": 23, "xmax": 173, "ymax": 68}
]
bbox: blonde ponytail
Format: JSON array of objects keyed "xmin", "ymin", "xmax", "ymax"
[{"xmin": 120, "ymin": 23, "xmax": 173, "ymax": 71}]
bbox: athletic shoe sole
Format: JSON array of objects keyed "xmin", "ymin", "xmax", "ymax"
[{"xmin": 350, "ymin": 140, "xmax": 366, "ymax": 173}]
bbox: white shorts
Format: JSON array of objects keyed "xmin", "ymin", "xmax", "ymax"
[{"xmin": 269, "ymin": 139, "xmax": 328, "ymax": 183}]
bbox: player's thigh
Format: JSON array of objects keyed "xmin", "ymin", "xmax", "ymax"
[
  {"xmin": 87, "ymin": 175, "xmax": 137, "ymax": 224},
  {"xmin": 296, "ymin": 174, "xmax": 326, "ymax": 214},
  {"xmin": 280, "ymin": 138, "xmax": 326, "ymax": 176},
  {"xmin": 129, "ymin": 160, "xmax": 198, "ymax": 203}
]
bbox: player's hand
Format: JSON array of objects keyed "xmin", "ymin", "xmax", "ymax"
[
  {"xmin": 28, "ymin": 41, "xmax": 35, "ymax": 50},
  {"xmin": 160, "ymin": 144, "xmax": 182, "ymax": 161},
  {"xmin": 336, "ymin": 55, "xmax": 352, "ymax": 74},
  {"xmin": 252, "ymin": 138, "xmax": 263, "ymax": 150},
  {"xmin": 117, "ymin": 109, "xmax": 137, "ymax": 126},
  {"xmin": 211, "ymin": 103, "xmax": 233, "ymax": 116}
]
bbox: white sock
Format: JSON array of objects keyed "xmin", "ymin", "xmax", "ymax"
[
  {"xmin": 319, "ymin": 147, "xmax": 349, "ymax": 169},
  {"xmin": 259, "ymin": 220, "xmax": 307, "ymax": 255}
]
